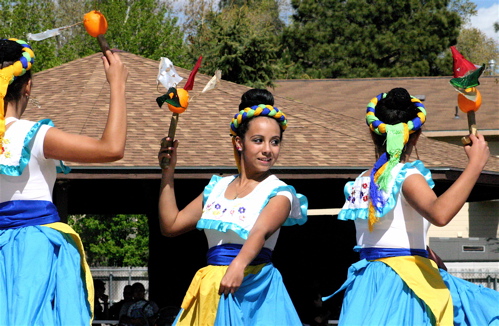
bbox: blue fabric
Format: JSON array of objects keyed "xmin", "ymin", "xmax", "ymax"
[
  {"xmin": 0, "ymin": 225, "xmax": 92, "ymax": 325},
  {"xmin": 206, "ymin": 243, "xmax": 272, "ymax": 266},
  {"xmin": 203, "ymin": 175, "xmax": 223, "ymax": 206},
  {"xmin": 360, "ymin": 247, "xmax": 428, "ymax": 260},
  {"xmin": 266, "ymin": 185, "xmax": 308, "ymax": 227},
  {"xmin": 441, "ymin": 270, "xmax": 499, "ymax": 326},
  {"xmin": 324, "ymin": 259, "xmax": 499, "ymax": 326},
  {"xmin": 214, "ymin": 263, "xmax": 302, "ymax": 326},
  {"xmin": 197, "ymin": 219, "xmax": 252, "ymax": 240},
  {"xmin": 0, "ymin": 119, "xmax": 70, "ymax": 176},
  {"xmin": 0, "ymin": 200, "xmax": 60, "ymax": 229}
]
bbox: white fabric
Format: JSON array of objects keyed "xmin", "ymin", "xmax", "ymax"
[
  {"xmin": 354, "ymin": 168, "xmax": 431, "ymax": 250},
  {"xmin": 202, "ymin": 175, "xmax": 296, "ymax": 250},
  {"xmin": 0, "ymin": 120, "xmax": 55, "ymax": 203}
]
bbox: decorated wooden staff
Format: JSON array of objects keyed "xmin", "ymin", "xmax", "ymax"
[
  {"xmin": 83, "ymin": 10, "xmax": 110, "ymax": 53},
  {"xmin": 449, "ymin": 46, "xmax": 485, "ymax": 145},
  {"xmin": 157, "ymin": 57, "xmax": 203, "ymax": 169}
]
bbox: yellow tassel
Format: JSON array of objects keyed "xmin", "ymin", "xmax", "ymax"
[{"xmin": 368, "ymin": 202, "xmax": 378, "ymax": 232}]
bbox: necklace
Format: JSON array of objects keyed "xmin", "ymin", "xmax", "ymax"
[
  {"xmin": 232, "ymin": 173, "xmax": 270, "ymax": 199},
  {"xmin": 233, "ymin": 179, "xmax": 254, "ymax": 199}
]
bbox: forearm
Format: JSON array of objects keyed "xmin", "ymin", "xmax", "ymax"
[
  {"xmin": 158, "ymin": 169, "xmax": 180, "ymax": 236},
  {"xmin": 100, "ymin": 83, "xmax": 127, "ymax": 157},
  {"xmin": 427, "ymin": 161, "xmax": 483, "ymax": 225}
]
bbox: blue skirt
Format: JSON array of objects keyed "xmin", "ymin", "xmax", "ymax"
[
  {"xmin": 334, "ymin": 259, "xmax": 499, "ymax": 326},
  {"xmin": 0, "ymin": 225, "xmax": 92, "ymax": 325},
  {"xmin": 173, "ymin": 263, "xmax": 302, "ymax": 326}
]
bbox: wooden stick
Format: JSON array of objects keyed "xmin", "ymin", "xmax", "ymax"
[
  {"xmin": 97, "ymin": 34, "xmax": 111, "ymax": 53},
  {"xmin": 160, "ymin": 113, "xmax": 179, "ymax": 169},
  {"xmin": 461, "ymin": 110, "xmax": 477, "ymax": 145}
]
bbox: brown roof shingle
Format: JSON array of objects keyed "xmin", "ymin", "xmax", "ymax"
[{"xmin": 23, "ymin": 52, "xmax": 499, "ymax": 173}]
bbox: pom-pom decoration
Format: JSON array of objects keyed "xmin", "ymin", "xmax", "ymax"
[
  {"xmin": 457, "ymin": 88, "xmax": 481, "ymax": 113},
  {"xmin": 449, "ymin": 46, "xmax": 484, "ymax": 145},
  {"xmin": 83, "ymin": 10, "xmax": 108, "ymax": 37},
  {"xmin": 83, "ymin": 10, "xmax": 110, "ymax": 53}
]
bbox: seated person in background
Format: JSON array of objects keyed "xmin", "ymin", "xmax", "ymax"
[
  {"xmin": 110, "ymin": 285, "xmax": 133, "ymax": 320},
  {"xmin": 120, "ymin": 282, "xmax": 159, "ymax": 326},
  {"xmin": 93, "ymin": 279, "xmax": 109, "ymax": 320}
]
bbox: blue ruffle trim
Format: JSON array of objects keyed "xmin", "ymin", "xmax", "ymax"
[
  {"xmin": 0, "ymin": 119, "xmax": 70, "ymax": 176},
  {"xmin": 338, "ymin": 160, "xmax": 434, "ymax": 221},
  {"xmin": 197, "ymin": 219, "xmax": 250, "ymax": 239},
  {"xmin": 198, "ymin": 175, "xmax": 308, "ymax": 239},
  {"xmin": 266, "ymin": 185, "xmax": 308, "ymax": 226},
  {"xmin": 202, "ymin": 175, "xmax": 224, "ymax": 206}
]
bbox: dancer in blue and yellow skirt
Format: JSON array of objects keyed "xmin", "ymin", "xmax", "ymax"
[
  {"xmin": 323, "ymin": 88, "xmax": 499, "ymax": 326},
  {"xmin": 0, "ymin": 38, "xmax": 128, "ymax": 325},
  {"xmin": 158, "ymin": 89, "xmax": 308, "ymax": 325}
]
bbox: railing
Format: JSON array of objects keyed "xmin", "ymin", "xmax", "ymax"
[
  {"xmin": 91, "ymin": 267, "xmax": 149, "ymax": 305},
  {"xmin": 447, "ymin": 270, "xmax": 499, "ymax": 291}
]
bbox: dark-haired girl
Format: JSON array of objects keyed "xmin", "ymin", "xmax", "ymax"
[
  {"xmin": 0, "ymin": 38, "xmax": 128, "ymax": 325},
  {"xmin": 158, "ymin": 89, "xmax": 307, "ymax": 325},
  {"xmin": 324, "ymin": 88, "xmax": 498, "ymax": 325}
]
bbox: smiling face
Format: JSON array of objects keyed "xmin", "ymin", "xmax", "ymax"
[{"xmin": 235, "ymin": 116, "xmax": 281, "ymax": 174}]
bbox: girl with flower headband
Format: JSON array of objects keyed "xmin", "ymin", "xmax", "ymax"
[
  {"xmin": 323, "ymin": 88, "xmax": 498, "ymax": 325},
  {"xmin": 158, "ymin": 89, "xmax": 308, "ymax": 325},
  {"xmin": 0, "ymin": 39, "xmax": 128, "ymax": 325}
]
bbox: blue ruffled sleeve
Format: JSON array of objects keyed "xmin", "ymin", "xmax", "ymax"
[
  {"xmin": 265, "ymin": 185, "xmax": 308, "ymax": 226},
  {"xmin": 202, "ymin": 175, "xmax": 222, "ymax": 206},
  {"xmin": 1, "ymin": 119, "xmax": 70, "ymax": 176},
  {"xmin": 338, "ymin": 161, "xmax": 434, "ymax": 221}
]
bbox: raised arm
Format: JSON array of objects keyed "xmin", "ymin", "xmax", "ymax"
[
  {"xmin": 218, "ymin": 194, "xmax": 291, "ymax": 296},
  {"xmin": 158, "ymin": 138, "xmax": 203, "ymax": 237},
  {"xmin": 43, "ymin": 50, "xmax": 128, "ymax": 163},
  {"xmin": 402, "ymin": 133, "xmax": 489, "ymax": 227}
]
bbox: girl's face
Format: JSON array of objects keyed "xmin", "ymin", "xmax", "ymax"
[{"xmin": 237, "ymin": 116, "xmax": 281, "ymax": 174}]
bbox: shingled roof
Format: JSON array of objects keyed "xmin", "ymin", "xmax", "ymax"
[{"xmin": 23, "ymin": 51, "xmax": 499, "ymax": 173}]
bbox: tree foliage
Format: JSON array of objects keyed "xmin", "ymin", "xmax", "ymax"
[
  {"xmin": 456, "ymin": 27, "xmax": 499, "ymax": 67},
  {"xmin": 187, "ymin": 0, "xmax": 284, "ymax": 87},
  {"xmin": 282, "ymin": 0, "xmax": 463, "ymax": 78},
  {"xmin": 68, "ymin": 214, "xmax": 149, "ymax": 267},
  {"xmin": 0, "ymin": 0, "xmax": 188, "ymax": 71}
]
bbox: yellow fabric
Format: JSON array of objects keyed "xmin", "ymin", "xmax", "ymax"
[
  {"xmin": 42, "ymin": 222, "xmax": 94, "ymax": 325},
  {"xmin": 378, "ymin": 256, "xmax": 453, "ymax": 326},
  {"xmin": 177, "ymin": 264, "xmax": 265, "ymax": 326}
]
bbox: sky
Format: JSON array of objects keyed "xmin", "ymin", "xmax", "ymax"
[{"xmin": 469, "ymin": 0, "xmax": 499, "ymax": 44}]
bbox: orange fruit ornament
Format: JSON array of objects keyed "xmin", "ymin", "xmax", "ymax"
[
  {"xmin": 167, "ymin": 88, "xmax": 189, "ymax": 114},
  {"xmin": 83, "ymin": 10, "xmax": 108, "ymax": 37},
  {"xmin": 458, "ymin": 88, "xmax": 482, "ymax": 113}
]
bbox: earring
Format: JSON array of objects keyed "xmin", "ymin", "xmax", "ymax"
[{"xmin": 237, "ymin": 147, "xmax": 242, "ymax": 151}]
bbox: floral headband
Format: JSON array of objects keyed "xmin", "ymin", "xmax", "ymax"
[
  {"xmin": 365, "ymin": 93, "xmax": 427, "ymax": 231},
  {"xmin": 0, "ymin": 39, "xmax": 35, "ymax": 154}
]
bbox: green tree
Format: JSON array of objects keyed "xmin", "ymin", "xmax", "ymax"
[
  {"xmin": 1, "ymin": 0, "xmax": 188, "ymax": 71},
  {"xmin": 68, "ymin": 214, "xmax": 149, "ymax": 267},
  {"xmin": 188, "ymin": 1, "xmax": 283, "ymax": 87},
  {"xmin": 456, "ymin": 27, "xmax": 499, "ymax": 68},
  {"xmin": 282, "ymin": 0, "xmax": 462, "ymax": 78}
]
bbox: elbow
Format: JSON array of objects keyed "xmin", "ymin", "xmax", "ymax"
[
  {"xmin": 103, "ymin": 147, "xmax": 125, "ymax": 162},
  {"xmin": 429, "ymin": 215, "xmax": 452, "ymax": 227}
]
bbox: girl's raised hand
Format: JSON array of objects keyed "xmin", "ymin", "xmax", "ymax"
[{"xmin": 464, "ymin": 133, "xmax": 490, "ymax": 170}]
